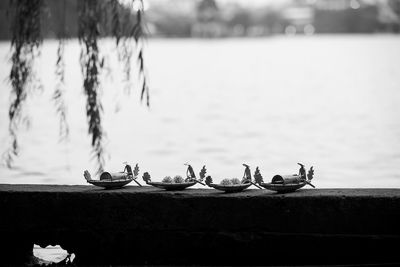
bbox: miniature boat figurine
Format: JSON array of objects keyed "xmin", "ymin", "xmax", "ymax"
[
  {"xmin": 205, "ymin": 164, "xmax": 262, "ymax": 193},
  {"xmin": 142, "ymin": 164, "xmax": 206, "ymax": 191},
  {"xmin": 84, "ymin": 163, "xmax": 142, "ymax": 189},
  {"xmin": 257, "ymin": 163, "xmax": 315, "ymax": 193}
]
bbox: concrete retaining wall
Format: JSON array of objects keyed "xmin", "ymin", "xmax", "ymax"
[{"xmin": 1, "ymin": 184, "xmax": 399, "ymax": 265}]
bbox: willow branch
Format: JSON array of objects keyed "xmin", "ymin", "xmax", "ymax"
[
  {"xmin": 4, "ymin": 0, "xmax": 43, "ymax": 167},
  {"xmin": 134, "ymin": 4, "xmax": 150, "ymax": 107},
  {"xmin": 78, "ymin": 0, "xmax": 105, "ymax": 174},
  {"xmin": 53, "ymin": 0, "xmax": 69, "ymax": 141}
]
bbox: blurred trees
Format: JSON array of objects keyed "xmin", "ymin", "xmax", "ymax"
[{"xmin": 1, "ymin": 0, "xmax": 398, "ymax": 40}]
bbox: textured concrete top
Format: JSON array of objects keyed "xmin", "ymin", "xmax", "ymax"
[{"xmin": 1, "ymin": 184, "xmax": 400, "ymax": 197}]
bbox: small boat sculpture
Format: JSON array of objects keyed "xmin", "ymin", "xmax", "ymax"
[
  {"xmin": 257, "ymin": 163, "xmax": 315, "ymax": 193},
  {"xmin": 142, "ymin": 164, "xmax": 206, "ymax": 191},
  {"xmin": 205, "ymin": 164, "xmax": 262, "ymax": 193},
  {"xmin": 84, "ymin": 163, "xmax": 142, "ymax": 189}
]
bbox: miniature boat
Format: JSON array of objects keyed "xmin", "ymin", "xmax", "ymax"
[
  {"xmin": 86, "ymin": 178, "xmax": 135, "ymax": 189},
  {"xmin": 205, "ymin": 164, "xmax": 262, "ymax": 193},
  {"xmin": 208, "ymin": 182, "xmax": 252, "ymax": 193},
  {"xmin": 142, "ymin": 164, "xmax": 206, "ymax": 191},
  {"xmin": 146, "ymin": 181, "xmax": 197, "ymax": 191},
  {"xmin": 257, "ymin": 163, "xmax": 315, "ymax": 193},
  {"xmin": 84, "ymin": 163, "xmax": 142, "ymax": 189},
  {"xmin": 260, "ymin": 179, "xmax": 307, "ymax": 193}
]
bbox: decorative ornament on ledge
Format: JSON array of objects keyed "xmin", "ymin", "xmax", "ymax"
[
  {"xmin": 257, "ymin": 163, "xmax": 316, "ymax": 193},
  {"xmin": 205, "ymin": 163, "xmax": 262, "ymax": 193},
  {"xmin": 84, "ymin": 162, "xmax": 141, "ymax": 189},
  {"xmin": 142, "ymin": 164, "xmax": 206, "ymax": 191}
]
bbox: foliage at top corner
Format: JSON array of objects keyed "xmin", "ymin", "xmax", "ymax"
[{"xmin": 4, "ymin": 0, "xmax": 150, "ymax": 173}]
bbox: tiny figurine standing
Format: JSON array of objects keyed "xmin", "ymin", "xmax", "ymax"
[
  {"xmin": 243, "ymin": 163, "xmax": 262, "ymax": 189},
  {"xmin": 123, "ymin": 162, "xmax": 142, "ymax": 186},
  {"xmin": 186, "ymin": 163, "xmax": 196, "ymax": 180},
  {"xmin": 124, "ymin": 163, "xmax": 133, "ymax": 177},
  {"xmin": 185, "ymin": 163, "xmax": 206, "ymax": 185},
  {"xmin": 298, "ymin": 163, "xmax": 306, "ymax": 179},
  {"xmin": 242, "ymin": 164, "xmax": 252, "ymax": 183}
]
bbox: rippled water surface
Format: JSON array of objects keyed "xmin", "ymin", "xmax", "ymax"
[{"xmin": 1, "ymin": 35, "xmax": 400, "ymax": 187}]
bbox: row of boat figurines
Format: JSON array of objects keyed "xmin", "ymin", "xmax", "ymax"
[{"xmin": 84, "ymin": 162, "xmax": 315, "ymax": 193}]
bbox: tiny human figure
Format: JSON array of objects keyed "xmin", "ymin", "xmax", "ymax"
[
  {"xmin": 298, "ymin": 163, "xmax": 306, "ymax": 180},
  {"xmin": 185, "ymin": 163, "xmax": 196, "ymax": 179},
  {"xmin": 124, "ymin": 164, "xmax": 133, "ymax": 177},
  {"xmin": 125, "ymin": 163, "xmax": 142, "ymax": 186},
  {"xmin": 242, "ymin": 164, "xmax": 251, "ymax": 183}
]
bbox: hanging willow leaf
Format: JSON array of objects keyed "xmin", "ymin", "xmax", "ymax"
[
  {"xmin": 53, "ymin": 38, "xmax": 69, "ymax": 141},
  {"xmin": 134, "ymin": 4, "xmax": 150, "ymax": 107},
  {"xmin": 110, "ymin": 0, "xmax": 121, "ymax": 45},
  {"xmin": 78, "ymin": 0, "xmax": 105, "ymax": 174},
  {"xmin": 53, "ymin": 0, "xmax": 69, "ymax": 141},
  {"xmin": 118, "ymin": 32, "xmax": 134, "ymax": 94},
  {"xmin": 3, "ymin": 0, "xmax": 43, "ymax": 167},
  {"xmin": 116, "ymin": 0, "xmax": 150, "ymax": 103},
  {"xmin": 116, "ymin": 0, "xmax": 136, "ymax": 95}
]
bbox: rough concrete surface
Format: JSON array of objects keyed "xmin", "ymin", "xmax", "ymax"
[{"xmin": 0, "ymin": 184, "xmax": 399, "ymax": 265}]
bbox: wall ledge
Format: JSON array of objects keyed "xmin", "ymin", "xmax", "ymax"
[{"xmin": 1, "ymin": 184, "xmax": 399, "ymax": 265}]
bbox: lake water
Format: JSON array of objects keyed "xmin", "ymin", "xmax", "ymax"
[{"xmin": 1, "ymin": 35, "xmax": 400, "ymax": 188}]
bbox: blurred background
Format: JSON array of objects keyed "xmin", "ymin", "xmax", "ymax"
[
  {"xmin": 0, "ymin": 0, "xmax": 400, "ymax": 188},
  {"xmin": 1, "ymin": 0, "xmax": 400, "ymax": 38}
]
